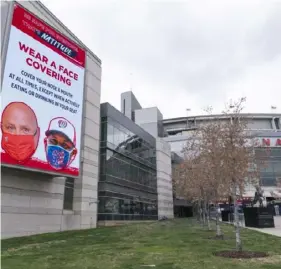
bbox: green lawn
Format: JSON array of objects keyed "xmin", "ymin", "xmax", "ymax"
[{"xmin": 1, "ymin": 219, "xmax": 281, "ymax": 269}]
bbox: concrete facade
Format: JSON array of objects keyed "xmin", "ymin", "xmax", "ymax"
[
  {"xmin": 156, "ymin": 138, "xmax": 174, "ymax": 219},
  {"xmin": 120, "ymin": 91, "xmax": 142, "ymax": 120},
  {"xmin": 163, "ymin": 114, "xmax": 281, "ymax": 135},
  {"xmin": 119, "ymin": 91, "xmax": 174, "ymax": 219},
  {"xmin": 135, "ymin": 107, "xmax": 164, "ymax": 138},
  {"xmin": 1, "ymin": 1, "xmax": 101, "ymax": 238}
]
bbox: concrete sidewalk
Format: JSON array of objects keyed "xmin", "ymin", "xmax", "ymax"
[
  {"xmin": 216, "ymin": 215, "xmax": 281, "ymax": 237},
  {"xmin": 246, "ymin": 216, "xmax": 281, "ymax": 237}
]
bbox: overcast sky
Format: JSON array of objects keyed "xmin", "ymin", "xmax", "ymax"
[{"xmin": 42, "ymin": 0, "xmax": 281, "ymax": 119}]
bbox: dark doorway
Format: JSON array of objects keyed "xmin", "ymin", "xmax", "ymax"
[{"xmin": 174, "ymin": 206, "xmax": 193, "ymax": 218}]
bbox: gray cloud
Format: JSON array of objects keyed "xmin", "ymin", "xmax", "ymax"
[{"xmin": 43, "ymin": 0, "xmax": 281, "ymax": 118}]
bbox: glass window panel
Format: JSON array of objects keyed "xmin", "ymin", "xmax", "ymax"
[
  {"xmin": 107, "ymin": 124, "xmax": 114, "ymax": 145},
  {"xmin": 98, "ymin": 197, "xmax": 105, "ymax": 213},
  {"xmin": 100, "ymin": 153, "xmax": 106, "ymax": 175},
  {"xmin": 118, "ymin": 199, "xmax": 124, "ymax": 214},
  {"xmin": 270, "ymin": 149, "xmax": 281, "ymax": 157},
  {"xmin": 63, "ymin": 178, "xmax": 74, "ymax": 210},
  {"xmin": 106, "ymin": 155, "xmax": 115, "ymax": 175},
  {"xmin": 119, "ymin": 125, "xmax": 127, "ymax": 144},
  {"xmin": 261, "ymin": 176, "xmax": 276, "ymax": 186},
  {"xmin": 104, "ymin": 198, "xmax": 119, "ymax": 213},
  {"xmin": 106, "ymin": 150, "xmax": 113, "ymax": 160},
  {"xmin": 273, "ymin": 162, "xmax": 281, "ymax": 173},
  {"xmin": 113, "ymin": 126, "xmax": 122, "ymax": 148},
  {"xmin": 139, "ymin": 168, "xmax": 143, "ymax": 185}
]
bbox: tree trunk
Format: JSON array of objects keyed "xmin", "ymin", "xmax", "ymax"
[
  {"xmin": 204, "ymin": 201, "xmax": 211, "ymax": 230},
  {"xmin": 197, "ymin": 201, "xmax": 202, "ymax": 223},
  {"xmin": 201, "ymin": 201, "xmax": 206, "ymax": 226},
  {"xmin": 196, "ymin": 202, "xmax": 200, "ymax": 222},
  {"xmin": 233, "ymin": 195, "xmax": 242, "ymax": 251},
  {"xmin": 215, "ymin": 203, "xmax": 223, "ymax": 237}
]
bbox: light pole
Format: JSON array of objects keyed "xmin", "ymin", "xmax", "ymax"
[
  {"xmin": 229, "ymin": 104, "xmax": 234, "ymax": 124},
  {"xmin": 186, "ymin": 108, "xmax": 191, "ymax": 128}
]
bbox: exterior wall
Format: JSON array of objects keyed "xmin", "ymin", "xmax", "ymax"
[
  {"xmin": 164, "ymin": 136, "xmax": 188, "ymax": 157},
  {"xmin": 1, "ymin": 168, "xmax": 67, "ymax": 238},
  {"xmin": 1, "ymin": 1, "xmax": 13, "ymax": 80},
  {"xmin": 73, "ymin": 50, "xmax": 101, "ymax": 231},
  {"xmin": 163, "ymin": 115, "xmax": 281, "ymax": 134},
  {"xmin": 98, "ymin": 103, "xmax": 158, "ymax": 221},
  {"xmin": 120, "ymin": 91, "xmax": 142, "ymax": 120},
  {"xmin": 156, "ymin": 138, "xmax": 174, "ymax": 219},
  {"xmin": 165, "ymin": 121, "xmax": 186, "ymax": 131},
  {"xmin": 165, "ymin": 125, "xmax": 281, "ymax": 199},
  {"xmin": 135, "ymin": 107, "xmax": 163, "ymax": 138},
  {"xmin": 1, "ymin": 1, "xmax": 101, "ymax": 238},
  {"xmin": 1, "ymin": 1, "xmax": 10, "ymax": 50},
  {"xmin": 247, "ymin": 118, "xmax": 274, "ymax": 130}
]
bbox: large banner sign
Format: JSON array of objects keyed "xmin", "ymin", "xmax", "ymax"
[{"xmin": 1, "ymin": 4, "xmax": 86, "ymax": 177}]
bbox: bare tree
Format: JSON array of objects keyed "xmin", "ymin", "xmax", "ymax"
[
  {"xmin": 220, "ymin": 98, "xmax": 260, "ymax": 251},
  {"xmin": 174, "ymin": 98, "xmax": 262, "ymax": 249},
  {"xmin": 174, "ymin": 128, "xmax": 224, "ymax": 231},
  {"xmin": 173, "ymin": 134, "xmax": 209, "ymax": 228},
  {"xmin": 197, "ymin": 119, "xmax": 229, "ymax": 237}
]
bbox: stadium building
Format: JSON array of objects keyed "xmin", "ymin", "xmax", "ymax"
[{"xmin": 163, "ymin": 114, "xmax": 281, "ymax": 200}]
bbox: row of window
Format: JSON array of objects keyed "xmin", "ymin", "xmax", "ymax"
[
  {"xmin": 103, "ymin": 117, "xmax": 154, "ymax": 148},
  {"xmin": 255, "ymin": 148, "xmax": 281, "ymax": 159},
  {"xmin": 255, "ymin": 148, "xmax": 281, "ymax": 187},
  {"xmin": 260, "ymin": 177, "xmax": 279, "ymax": 187},
  {"xmin": 106, "ymin": 142, "xmax": 156, "ymax": 169},
  {"xmin": 100, "ymin": 150, "xmax": 157, "ymax": 189},
  {"xmin": 63, "ymin": 178, "xmax": 158, "ymax": 212},
  {"xmin": 98, "ymin": 196, "xmax": 158, "ymax": 216},
  {"xmin": 99, "ymin": 116, "xmax": 158, "ymax": 218},
  {"xmin": 101, "ymin": 118, "xmax": 156, "ymax": 167},
  {"xmin": 258, "ymin": 162, "xmax": 281, "ymax": 173}
]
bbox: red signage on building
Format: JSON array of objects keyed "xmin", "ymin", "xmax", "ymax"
[{"xmin": 260, "ymin": 138, "xmax": 281, "ymax": 147}]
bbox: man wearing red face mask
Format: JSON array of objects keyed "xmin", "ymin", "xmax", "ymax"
[{"xmin": 1, "ymin": 102, "xmax": 40, "ymax": 163}]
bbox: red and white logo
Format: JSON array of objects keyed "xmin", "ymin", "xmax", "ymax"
[
  {"xmin": 58, "ymin": 119, "xmax": 67, "ymax": 128},
  {"xmin": 46, "ymin": 117, "xmax": 77, "ymax": 145}
]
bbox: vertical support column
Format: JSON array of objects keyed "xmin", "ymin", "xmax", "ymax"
[
  {"xmin": 73, "ymin": 54, "xmax": 101, "ymax": 229},
  {"xmin": 272, "ymin": 117, "xmax": 277, "ymax": 130},
  {"xmin": 156, "ymin": 138, "xmax": 174, "ymax": 219},
  {"xmin": 1, "ymin": 0, "xmax": 14, "ymax": 86}
]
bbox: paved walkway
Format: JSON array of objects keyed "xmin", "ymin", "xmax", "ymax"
[
  {"xmin": 246, "ymin": 216, "xmax": 281, "ymax": 237},
  {"xmin": 216, "ymin": 215, "xmax": 281, "ymax": 237}
]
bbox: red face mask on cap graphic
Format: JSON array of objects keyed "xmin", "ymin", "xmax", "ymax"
[{"xmin": 1, "ymin": 102, "xmax": 40, "ymax": 163}]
